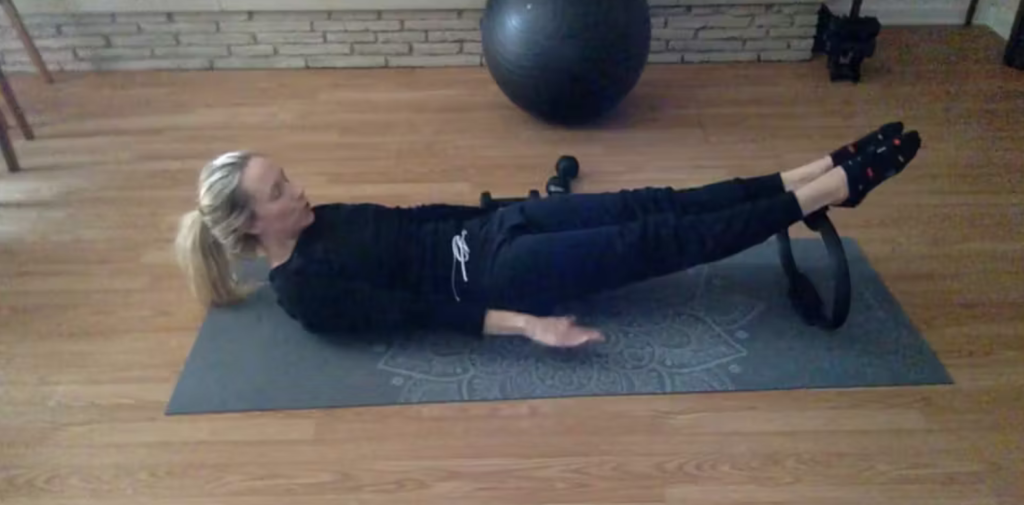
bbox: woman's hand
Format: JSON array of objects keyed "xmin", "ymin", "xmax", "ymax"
[
  {"xmin": 524, "ymin": 315, "xmax": 605, "ymax": 348},
  {"xmin": 483, "ymin": 310, "xmax": 604, "ymax": 348}
]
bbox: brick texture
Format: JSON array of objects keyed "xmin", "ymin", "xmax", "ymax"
[
  {"xmin": 214, "ymin": 56, "xmax": 306, "ymax": 69},
  {"xmin": 155, "ymin": 46, "xmax": 230, "ymax": 58},
  {"xmin": 377, "ymin": 31, "xmax": 427, "ymax": 43},
  {"xmin": 326, "ymin": 32, "xmax": 376, "ymax": 43},
  {"xmin": 413, "ymin": 42, "xmax": 460, "ymax": 55},
  {"xmin": 256, "ymin": 33, "xmax": 325, "ymax": 44},
  {"xmin": 2, "ymin": 3, "xmax": 815, "ymax": 73},
  {"xmin": 231, "ymin": 45, "xmax": 275, "ymax": 57},
  {"xmin": 278, "ymin": 44, "xmax": 352, "ymax": 56},
  {"xmin": 140, "ymin": 22, "xmax": 217, "ymax": 34},
  {"xmin": 308, "ymin": 55, "xmax": 386, "ymax": 68},
  {"xmin": 387, "ymin": 55, "xmax": 481, "ymax": 67}
]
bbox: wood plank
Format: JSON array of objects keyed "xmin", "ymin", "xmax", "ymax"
[{"xmin": 0, "ymin": 26, "xmax": 1022, "ymax": 505}]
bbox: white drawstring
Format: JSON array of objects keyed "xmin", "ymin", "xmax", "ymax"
[{"xmin": 451, "ymin": 230, "xmax": 470, "ymax": 301}]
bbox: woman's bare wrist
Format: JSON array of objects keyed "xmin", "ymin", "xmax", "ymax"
[{"xmin": 483, "ymin": 309, "xmax": 536, "ymax": 337}]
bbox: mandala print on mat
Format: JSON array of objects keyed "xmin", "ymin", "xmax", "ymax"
[{"xmin": 378, "ymin": 266, "xmax": 762, "ymax": 403}]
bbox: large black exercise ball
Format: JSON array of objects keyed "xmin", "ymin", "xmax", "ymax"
[{"xmin": 481, "ymin": 0, "xmax": 652, "ymax": 126}]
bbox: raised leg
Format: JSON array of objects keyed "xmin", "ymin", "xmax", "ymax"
[
  {"xmin": 484, "ymin": 168, "xmax": 860, "ymax": 314},
  {"xmin": 510, "ymin": 173, "xmax": 787, "ymax": 234},
  {"xmin": 485, "ymin": 192, "xmax": 807, "ymax": 313}
]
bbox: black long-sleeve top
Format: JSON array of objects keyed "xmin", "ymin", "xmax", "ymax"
[{"xmin": 268, "ymin": 203, "xmax": 493, "ymax": 336}]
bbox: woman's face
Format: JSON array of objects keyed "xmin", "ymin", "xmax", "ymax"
[{"xmin": 240, "ymin": 156, "xmax": 315, "ymax": 240}]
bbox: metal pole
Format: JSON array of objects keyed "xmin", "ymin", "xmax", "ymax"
[
  {"xmin": 1006, "ymin": 0, "xmax": 1024, "ymax": 69},
  {"xmin": 965, "ymin": 0, "xmax": 980, "ymax": 26},
  {"xmin": 850, "ymin": 0, "xmax": 863, "ymax": 18}
]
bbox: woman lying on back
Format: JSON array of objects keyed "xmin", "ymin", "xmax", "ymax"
[{"xmin": 175, "ymin": 123, "xmax": 919, "ymax": 348}]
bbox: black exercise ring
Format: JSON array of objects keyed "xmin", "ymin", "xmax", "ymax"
[{"xmin": 776, "ymin": 210, "xmax": 852, "ymax": 330}]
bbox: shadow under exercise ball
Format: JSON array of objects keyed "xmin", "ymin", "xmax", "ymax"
[{"xmin": 481, "ymin": 0, "xmax": 652, "ymax": 126}]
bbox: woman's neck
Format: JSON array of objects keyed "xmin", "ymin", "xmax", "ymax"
[{"xmin": 262, "ymin": 236, "xmax": 300, "ymax": 269}]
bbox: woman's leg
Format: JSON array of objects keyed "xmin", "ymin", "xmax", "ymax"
[
  {"xmin": 485, "ymin": 171, "xmax": 849, "ymax": 313},
  {"xmin": 509, "ymin": 122, "xmax": 905, "ymax": 235},
  {"xmin": 781, "ymin": 156, "xmax": 833, "ymax": 192},
  {"xmin": 513, "ymin": 172, "xmax": 790, "ymax": 235}
]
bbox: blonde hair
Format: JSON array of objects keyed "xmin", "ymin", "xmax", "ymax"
[{"xmin": 175, "ymin": 151, "xmax": 261, "ymax": 307}]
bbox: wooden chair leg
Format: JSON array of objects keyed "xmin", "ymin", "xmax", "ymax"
[
  {"xmin": 0, "ymin": 109, "xmax": 21, "ymax": 173},
  {"xmin": 0, "ymin": 68, "xmax": 33, "ymax": 140},
  {"xmin": 1, "ymin": 0, "xmax": 54, "ymax": 85}
]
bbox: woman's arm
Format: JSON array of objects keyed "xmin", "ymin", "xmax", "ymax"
[
  {"xmin": 482, "ymin": 310, "xmax": 535, "ymax": 336},
  {"xmin": 277, "ymin": 270, "xmax": 602, "ymax": 347},
  {"xmin": 484, "ymin": 309, "xmax": 604, "ymax": 348}
]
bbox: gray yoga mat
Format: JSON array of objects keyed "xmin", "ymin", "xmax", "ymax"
[{"xmin": 167, "ymin": 238, "xmax": 952, "ymax": 415}]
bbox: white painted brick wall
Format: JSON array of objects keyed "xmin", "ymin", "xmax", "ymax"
[
  {"xmin": 685, "ymin": 51, "xmax": 760, "ymax": 62},
  {"xmin": 315, "ymin": 20, "xmax": 401, "ymax": 32},
  {"xmin": 329, "ymin": 12, "xmax": 381, "ymax": 21},
  {"xmin": 427, "ymin": 31, "xmax": 482, "ymax": 42},
  {"xmin": 173, "ymin": 13, "xmax": 251, "ymax": 22},
  {"xmin": 111, "ymin": 34, "xmax": 176, "ymax": 47},
  {"xmin": 413, "ymin": 42, "xmax": 461, "ymax": 55},
  {"xmin": 252, "ymin": 12, "xmax": 329, "ymax": 22},
  {"xmin": 1, "ymin": 4, "xmax": 818, "ymax": 73},
  {"xmin": 278, "ymin": 44, "xmax": 352, "ymax": 56},
  {"xmin": 59, "ymin": 23, "xmax": 139, "ymax": 36},
  {"xmin": 326, "ymin": 32, "xmax": 377, "ymax": 43},
  {"xmin": 403, "ymin": 19, "xmax": 480, "ymax": 30},
  {"xmin": 353, "ymin": 43, "xmax": 411, "ymax": 55},
  {"xmin": 155, "ymin": 46, "xmax": 231, "ymax": 58},
  {"xmin": 115, "ymin": 13, "xmax": 171, "ymax": 24},
  {"xmin": 308, "ymin": 56, "xmax": 387, "ymax": 68},
  {"xmin": 231, "ymin": 45, "xmax": 274, "ymax": 57},
  {"xmin": 388, "ymin": 54, "xmax": 482, "ymax": 67},
  {"xmin": 220, "ymin": 21, "xmax": 314, "ymax": 33},
  {"xmin": 382, "ymin": 11, "xmax": 459, "ymax": 20},
  {"xmin": 256, "ymin": 33, "xmax": 325, "ymax": 44},
  {"xmin": 648, "ymin": 52, "xmax": 684, "ymax": 63},
  {"xmin": 214, "ymin": 56, "xmax": 306, "ymax": 69},
  {"xmin": 179, "ymin": 33, "xmax": 254, "ymax": 46},
  {"xmin": 378, "ymin": 31, "xmax": 427, "ymax": 43},
  {"xmin": 140, "ymin": 22, "xmax": 218, "ymax": 34},
  {"xmin": 75, "ymin": 47, "xmax": 151, "ymax": 60}
]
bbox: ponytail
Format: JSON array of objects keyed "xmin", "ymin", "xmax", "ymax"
[{"xmin": 175, "ymin": 209, "xmax": 251, "ymax": 307}]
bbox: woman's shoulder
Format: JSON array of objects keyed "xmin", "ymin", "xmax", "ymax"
[{"xmin": 312, "ymin": 202, "xmax": 398, "ymax": 214}]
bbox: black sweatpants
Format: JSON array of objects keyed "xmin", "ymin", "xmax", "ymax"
[{"xmin": 464, "ymin": 174, "xmax": 805, "ymax": 315}]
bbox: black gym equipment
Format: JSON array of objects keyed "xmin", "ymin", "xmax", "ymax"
[
  {"xmin": 1005, "ymin": 0, "xmax": 1024, "ymax": 70},
  {"xmin": 776, "ymin": 210, "xmax": 852, "ymax": 330},
  {"xmin": 481, "ymin": 156, "xmax": 853, "ymax": 330},
  {"xmin": 814, "ymin": 0, "xmax": 881, "ymax": 83},
  {"xmin": 480, "ymin": 0, "xmax": 652, "ymax": 125},
  {"xmin": 480, "ymin": 155, "xmax": 580, "ymax": 211}
]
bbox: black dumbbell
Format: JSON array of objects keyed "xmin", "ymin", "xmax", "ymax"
[
  {"xmin": 556, "ymin": 155, "xmax": 580, "ymax": 180},
  {"xmin": 480, "ymin": 189, "xmax": 543, "ymax": 210},
  {"xmin": 546, "ymin": 155, "xmax": 580, "ymax": 196},
  {"xmin": 480, "ymin": 191, "xmax": 496, "ymax": 209}
]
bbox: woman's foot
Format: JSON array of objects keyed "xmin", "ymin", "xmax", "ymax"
[
  {"xmin": 836, "ymin": 131, "xmax": 922, "ymax": 208},
  {"xmin": 782, "ymin": 122, "xmax": 904, "ymax": 193},
  {"xmin": 830, "ymin": 121, "xmax": 905, "ymax": 167}
]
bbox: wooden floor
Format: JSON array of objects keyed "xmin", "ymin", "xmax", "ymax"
[{"xmin": 1, "ymin": 26, "xmax": 1022, "ymax": 504}]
